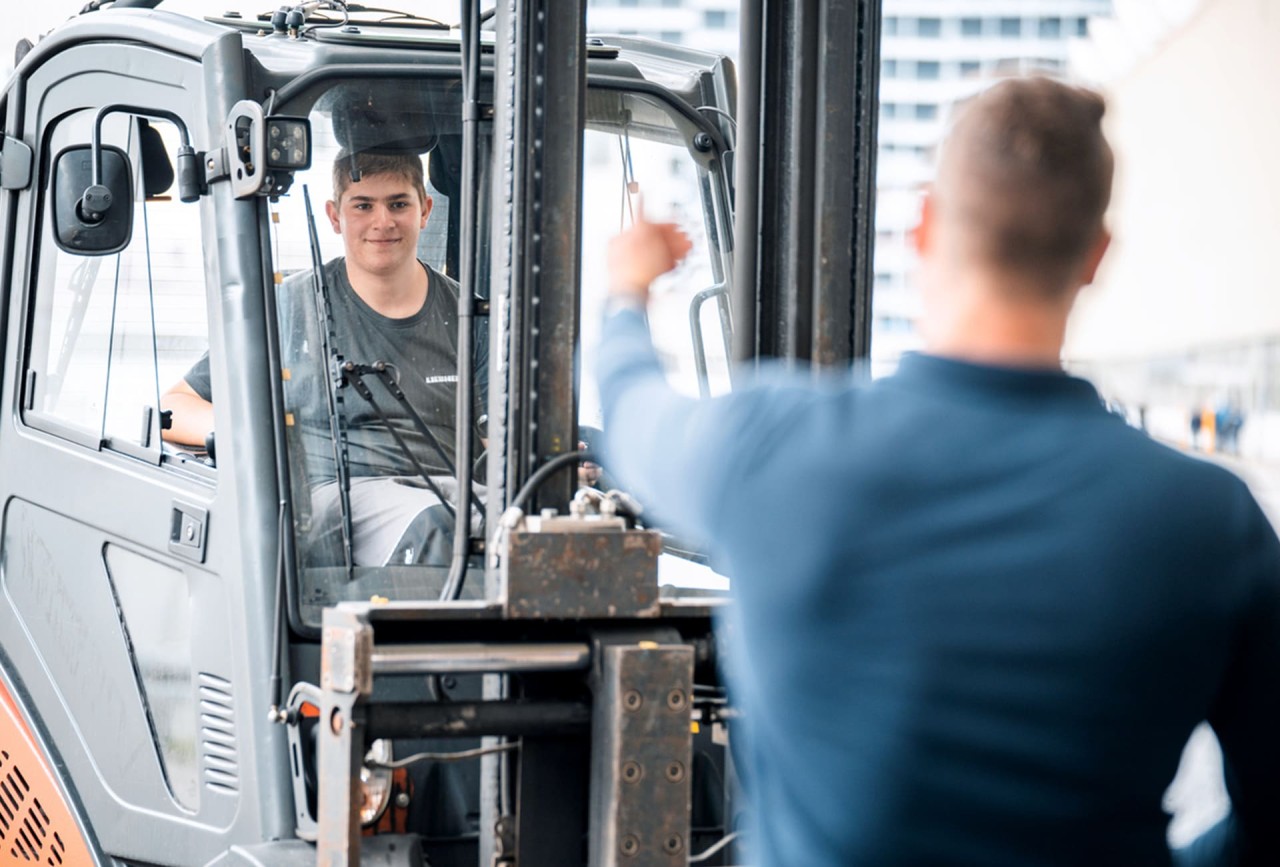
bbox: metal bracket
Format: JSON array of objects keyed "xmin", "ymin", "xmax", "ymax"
[
  {"xmin": 316, "ymin": 609, "xmax": 373, "ymax": 867},
  {"xmin": 203, "ymin": 147, "xmax": 230, "ymax": 185},
  {"xmin": 503, "ymin": 527, "xmax": 663, "ymax": 619},
  {"xmin": 589, "ymin": 641, "xmax": 695, "ymax": 866},
  {"xmin": 284, "ymin": 682, "xmax": 323, "ymax": 841},
  {"xmin": 0, "ymin": 134, "xmax": 33, "ymax": 190},
  {"xmin": 225, "ymin": 100, "xmax": 267, "ymax": 198}
]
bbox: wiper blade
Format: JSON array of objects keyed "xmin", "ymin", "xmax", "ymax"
[{"xmin": 303, "ymin": 185, "xmax": 357, "ymax": 581}]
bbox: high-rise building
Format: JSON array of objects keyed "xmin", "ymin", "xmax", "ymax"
[
  {"xmin": 873, "ymin": 0, "xmax": 1113, "ymax": 365},
  {"xmin": 587, "ymin": 0, "xmax": 740, "ymax": 58},
  {"xmin": 587, "ymin": 1, "xmax": 1114, "ymax": 364}
]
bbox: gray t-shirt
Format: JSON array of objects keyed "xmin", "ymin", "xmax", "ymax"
[{"xmin": 185, "ymin": 257, "xmax": 487, "ymax": 483}]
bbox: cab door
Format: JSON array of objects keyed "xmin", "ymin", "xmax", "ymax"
[{"xmin": 0, "ymin": 38, "xmax": 250, "ymax": 864}]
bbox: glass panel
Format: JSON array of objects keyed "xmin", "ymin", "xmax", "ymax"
[
  {"xmin": 27, "ymin": 111, "xmax": 135, "ymax": 437},
  {"xmin": 269, "ymin": 76, "xmax": 734, "ymax": 617},
  {"xmin": 268, "ymin": 76, "xmax": 491, "ymax": 617},
  {"xmin": 28, "ymin": 111, "xmax": 206, "ymax": 461},
  {"xmin": 579, "ymin": 134, "xmax": 730, "ymax": 413},
  {"xmin": 103, "ymin": 544, "xmax": 198, "ymax": 810},
  {"xmin": 578, "ymin": 92, "xmax": 733, "ymax": 595},
  {"xmin": 103, "ymin": 119, "xmax": 207, "ymax": 456}
]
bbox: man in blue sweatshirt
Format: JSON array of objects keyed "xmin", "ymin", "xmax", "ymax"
[{"xmin": 596, "ymin": 77, "xmax": 1280, "ymax": 865}]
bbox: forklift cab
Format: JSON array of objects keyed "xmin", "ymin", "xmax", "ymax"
[{"xmin": 0, "ymin": 3, "xmax": 749, "ymax": 865}]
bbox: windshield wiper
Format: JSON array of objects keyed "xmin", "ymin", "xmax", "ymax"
[{"xmin": 303, "ymin": 185, "xmax": 356, "ymax": 580}]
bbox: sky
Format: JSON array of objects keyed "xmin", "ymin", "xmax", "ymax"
[
  {"xmin": 2, "ymin": 0, "xmax": 95, "ymax": 78},
  {"xmin": 4, "ymin": 1, "xmax": 87, "ymax": 48}
]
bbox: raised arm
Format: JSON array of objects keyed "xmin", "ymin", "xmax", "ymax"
[{"xmin": 596, "ymin": 215, "xmax": 816, "ymax": 546}]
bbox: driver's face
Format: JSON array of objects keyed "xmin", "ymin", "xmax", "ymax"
[{"xmin": 326, "ymin": 172, "xmax": 432, "ymax": 278}]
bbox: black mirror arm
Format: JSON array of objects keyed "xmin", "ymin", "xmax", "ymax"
[{"xmin": 86, "ymin": 104, "xmax": 201, "ymax": 220}]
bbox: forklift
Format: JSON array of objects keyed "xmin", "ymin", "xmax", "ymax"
[{"xmin": 0, "ymin": 1, "xmax": 878, "ymax": 865}]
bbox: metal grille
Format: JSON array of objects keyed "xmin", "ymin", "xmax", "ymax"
[
  {"xmin": 0, "ymin": 751, "xmax": 68, "ymax": 866},
  {"xmin": 198, "ymin": 673, "xmax": 239, "ymax": 793}
]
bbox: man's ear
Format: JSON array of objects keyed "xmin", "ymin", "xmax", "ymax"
[
  {"xmin": 911, "ymin": 187, "xmax": 936, "ymax": 258},
  {"xmin": 325, "ymin": 199, "xmax": 341, "ymax": 234},
  {"xmin": 421, "ymin": 194, "xmax": 433, "ymax": 229},
  {"xmin": 1079, "ymin": 228, "xmax": 1111, "ymax": 286}
]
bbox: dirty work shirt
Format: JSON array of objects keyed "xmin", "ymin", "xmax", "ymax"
[
  {"xmin": 596, "ymin": 307, "xmax": 1280, "ymax": 867},
  {"xmin": 184, "ymin": 257, "xmax": 487, "ymax": 483}
]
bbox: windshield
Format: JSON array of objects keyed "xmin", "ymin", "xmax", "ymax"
[{"xmin": 268, "ymin": 74, "xmax": 733, "ymax": 624}]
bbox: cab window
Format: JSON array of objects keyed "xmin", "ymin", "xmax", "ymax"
[{"xmin": 25, "ymin": 109, "xmax": 208, "ymax": 469}]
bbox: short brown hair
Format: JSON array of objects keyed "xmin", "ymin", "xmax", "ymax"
[
  {"xmin": 936, "ymin": 77, "xmax": 1113, "ymax": 295},
  {"xmin": 332, "ymin": 151, "xmax": 428, "ymax": 204}
]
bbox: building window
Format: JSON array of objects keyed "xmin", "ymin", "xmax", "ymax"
[
  {"xmin": 876, "ymin": 315, "xmax": 915, "ymax": 334},
  {"xmin": 1076, "ymin": 17, "xmax": 1090, "ymax": 37},
  {"xmin": 1026, "ymin": 57, "xmax": 1064, "ymax": 73},
  {"xmin": 659, "ymin": 30, "xmax": 681, "ymax": 42},
  {"xmin": 914, "ymin": 103, "xmax": 938, "ymax": 121},
  {"xmin": 661, "ymin": 0, "xmax": 679, "ymax": 6},
  {"xmin": 917, "ymin": 17, "xmax": 941, "ymax": 38},
  {"xmin": 960, "ymin": 17, "xmax": 982, "ymax": 37},
  {"xmin": 883, "ymin": 16, "xmax": 898, "ymax": 36},
  {"xmin": 881, "ymin": 102, "xmax": 898, "ymax": 119},
  {"xmin": 959, "ymin": 60, "xmax": 981, "ymax": 77},
  {"xmin": 1039, "ymin": 17, "xmax": 1062, "ymax": 38},
  {"xmin": 704, "ymin": 9, "xmax": 727, "ymax": 27},
  {"xmin": 1000, "ymin": 17, "xmax": 1022, "ymax": 38},
  {"xmin": 916, "ymin": 61, "xmax": 940, "ymax": 80},
  {"xmin": 882, "ymin": 59, "xmax": 898, "ymax": 78}
]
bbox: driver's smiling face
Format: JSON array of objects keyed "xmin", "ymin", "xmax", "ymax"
[{"xmin": 327, "ymin": 172, "xmax": 432, "ymax": 278}]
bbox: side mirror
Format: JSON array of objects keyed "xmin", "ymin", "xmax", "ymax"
[{"xmin": 52, "ymin": 144, "xmax": 133, "ymax": 255}]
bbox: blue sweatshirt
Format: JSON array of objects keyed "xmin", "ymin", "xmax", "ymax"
[{"xmin": 597, "ymin": 308, "xmax": 1280, "ymax": 866}]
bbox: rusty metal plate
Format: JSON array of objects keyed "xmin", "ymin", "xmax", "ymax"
[
  {"xmin": 320, "ymin": 622, "xmax": 373, "ymax": 695},
  {"xmin": 503, "ymin": 530, "xmax": 662, "ymax": 619},
  {"xmin": 589, "ymin": 643, "xmax": 695, "ymax": 866}
]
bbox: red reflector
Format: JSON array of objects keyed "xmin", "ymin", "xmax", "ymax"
[{"xmin": 0, "ymin": 679, "xmax": 95, "ymax": 866}]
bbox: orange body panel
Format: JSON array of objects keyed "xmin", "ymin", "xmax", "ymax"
[{"xmin": 0, "ymin": 680, "xmax": 95, "ymax": 866}]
